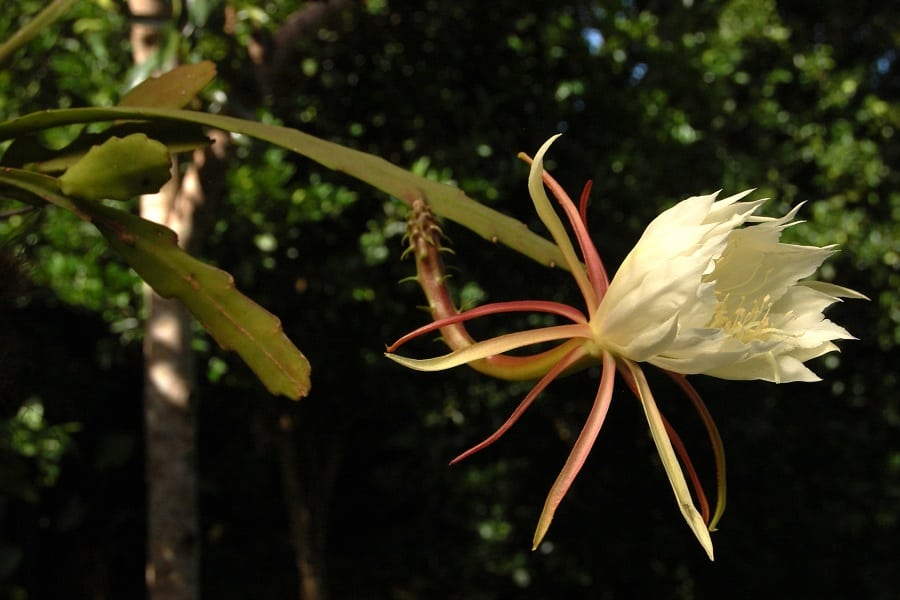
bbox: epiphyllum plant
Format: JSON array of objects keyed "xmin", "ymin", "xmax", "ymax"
[{"xmin": 386, "ymin": 135, "xmax": 864, "ymax": 560}]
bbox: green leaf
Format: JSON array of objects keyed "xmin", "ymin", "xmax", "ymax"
[
  {"xmin": 1, "ymin": 122, "xmax": 210, "ymax": 173},
  {"xmin": 0, "ymin": 167, "xmax": 85, "ymax": 215},
  {"xmin": 119, "ymin": 61, "xmax": 217, "ymax": 109},
  {"xmin": 0, "ymin": 168, "xmax": 311, "ymax": 399},
  {"xmin": 0, "ymin": 107, "xmax": 568, "ymax": 270},
  {"xmin": 82, "ymin": 199, "xmax": 311, "ymax": 399},
  {"xmin": 57, "ymin": 134, "xmax": 172, "ymax": 201}
]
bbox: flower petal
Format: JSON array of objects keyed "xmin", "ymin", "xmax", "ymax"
[
  {"xmin": 593, "ymin": 191, "xmax": 765, "ymax": 360},
  {"xmin": 667, "ymin": 372, "xmax": 727, "ymax": 531},
  {"xmin": 701, "ymin": 351, "xmax": 821, "ymax": 383},
  {"xmin": 799, "ymin": 280, "xmax": 869, "ymax": 301},
  {"xmin": 533, "ymin": 350, "xmax": 616, "ymax": 550},
  {"xmin": 598, "ymin": 193, "xmax": 866, "ymax": 383},
  {"xmin": 386, "ymin": 299, "xmax": 587, "ymax": 353},
  {"xmin": 527, "ymin": 135, "xmax": 598, "ymax": 312},
  {"xmin": 451, "ymin": 344, "xmax": 589, "ymax": 464},
  {"xmin": 624, "ymin": 358, "xmax": 715, "ymax": 560},
  {"xmin": 385, "ymin": 323, "xmax": 592, "ymax": 372}
]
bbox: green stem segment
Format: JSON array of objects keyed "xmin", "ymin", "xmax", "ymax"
[{"xmin": 0, "ymin": 107, "xmax": 568, "ymax": 269}]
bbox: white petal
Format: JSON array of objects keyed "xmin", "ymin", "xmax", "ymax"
[
  {"xmin": 625, "ymin": 359, "xmax": 715, "ymax": 560},
  {"xmin": 590, "ymin": 190, "xmax": 864, "ymax": 383},
  {"xmin": 798, "ymin": 280, "xmax": 870, "ymax": 301},
  {"xmin": 703, "ymin": 352, "xmax": 822, "ymax": 383},
  {"xmin": 595, "ymin": 194, "xmax": 744, "ymax": 357}
]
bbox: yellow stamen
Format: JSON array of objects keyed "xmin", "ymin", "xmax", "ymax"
[{"xmin": 707, "ymin": 292, "xmax": 783, "ymax": 343}]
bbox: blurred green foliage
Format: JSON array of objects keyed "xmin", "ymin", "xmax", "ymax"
[
  {"xmin": 1, "ymin": 0, "xmax": 898, "ymax": 598},
  {"xmin": 0, "ymin": 0, "xmax": 139, "ymax": 334},
  {"xmin": 3, "ymin": 397, "xmax": 79, "ymax": 491}
]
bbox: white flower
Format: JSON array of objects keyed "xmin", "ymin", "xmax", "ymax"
[
  {"xmin": 593, "ymin": 190, "xmax": 866, "ymax": 383},
  {"xmin": 387, "ymin": 134, "xmax": 865, "ymax": 561}
]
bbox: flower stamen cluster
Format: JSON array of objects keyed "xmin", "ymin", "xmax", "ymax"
[{"xmin": 709, "ymin": 292, "xmax": 781, "ymax": 342}]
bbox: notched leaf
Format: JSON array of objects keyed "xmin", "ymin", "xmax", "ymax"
[
  {"xmin": 76, "ymin": 198, "xmax": 311, "ymax": 399},
  {"xmin": 58, "ymin": 134, "xmax": 172, "ymax": 201}
]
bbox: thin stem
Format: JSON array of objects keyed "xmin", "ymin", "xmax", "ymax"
[
  {"xmin": 617, "ymin": 364, "xmax": 712, "ymax": 526},
  {"xmin": 401, "ymin": 197, "xmax": 589, "ymax": 381},
  {"xmin": 578, "ymin": 181, "xmax": 592, "ymax": 230},
  {"xmin": 0, "ymin": 205, "xmax": 37, "ymax": 219},
  {"xmin": 386, "ymin": 323, "xmax": 593, "ymax": 373},
  {"xmin": 0, "ymin": 0, "xmax": 77, "ymax": 65},
  {"xmin": 519, "ymin": 149, "xmax": 610, "ymax": 304},
  {"xmin": 0, "ymin": 107, "xmax": 570, "ymax": 269},
  {"xmin": 538, "ymin": 166, "xmax": 609, "ymax": 299}
]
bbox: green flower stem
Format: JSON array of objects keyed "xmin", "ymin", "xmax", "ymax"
[
  {"xmin": 0, "ymin": 167, "xmax": 85, "ymax": 216},
  {"xmin": 0, "ymin": 107, "xmax": 568, "ymax": 269}
]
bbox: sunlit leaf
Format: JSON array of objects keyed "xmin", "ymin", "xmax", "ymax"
[
  {"xmin": 82, "ymin": 198, "xmax": 311, "ymax": 399},
  {"xmin": 57, "ymin": 134, "xmax": 171, "ymax": 201},
  {"xmin": 0, "ymin": 167, "xmax": 311, "ymax": 399},
  {"xmin": 1, "ymin": 121, "xmax": 210, "ymax": 173},
  {"xmin": 118, "ymin": 61, "xmax": 217, "ymax": 109}
]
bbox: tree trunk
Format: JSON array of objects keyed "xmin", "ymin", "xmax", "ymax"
[
  {"xmin": 127, "ymin": 2, "xmax": 210, "ymax": 598},
  {"xmin": 278, "ymin": 412, "xmax": 322, "ymax": 600},
  {"xmin": 143, "ymin": 265, "xmax": 198, "ymax": 600},
  {"xmin": 130, "ymin": 3, "xmax": 354, "ymax": 598},
  {"xmin": 140, "ymin": 132, "xmax": 227, "ymax": 600},
  {"xmin": 276, "ymin": 405, "xmax": 344, "ymax": 600}
]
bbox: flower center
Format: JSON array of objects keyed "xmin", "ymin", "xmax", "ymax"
[{"xmin": 707, "ymin": 293, "xmax": 779, "ymax": 343}]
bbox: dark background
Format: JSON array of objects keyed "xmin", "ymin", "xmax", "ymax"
[{"xmin": 1, "ymin": 0, "xmax": 897, "ymax": 598}]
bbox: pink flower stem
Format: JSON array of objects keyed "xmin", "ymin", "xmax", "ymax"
[
  {"xmin": 532, "ymin": 350, "xmax": 616, "ymax": 549},
  {"xmin": 517, "ymin": 153, "xmax": 610, "ymax": 299},
  {"xmin": 450, "ymin": 344, "xmax": 588, "ymax": 465},
  {"xmin": 404, "ymin": 197, "xmax": 586, "ymax": 381}
]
